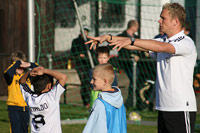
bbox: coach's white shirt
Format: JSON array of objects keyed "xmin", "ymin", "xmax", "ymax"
[
  {"xmin": 20, "ymin": 82, "xmax": 64, "ymax": 133},
  {"xmin": 150, "ymin": 30, "xmax": 197, "ymax": 111}
]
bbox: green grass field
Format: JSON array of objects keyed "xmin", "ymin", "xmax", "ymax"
[{"xmin": 1, "ymin": 100, "xmax": 200, "ymax": 133}]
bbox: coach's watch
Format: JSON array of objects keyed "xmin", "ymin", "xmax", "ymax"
[{"xmin": 130, "ymin": 36, "xmax": 135, "ymax": 46}]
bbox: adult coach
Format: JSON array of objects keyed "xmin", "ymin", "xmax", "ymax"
[{"xmin": 85, "ymin": 3, "xmax": 197, "ymax": 133}]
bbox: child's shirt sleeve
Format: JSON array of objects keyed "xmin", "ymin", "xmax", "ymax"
[
  {"xmin": 20, "ymin": 83, "xmax": 33, "ymax": 102},
  {"xmin": 4, "ymin": 61, "xmax": 39, "ymax": 85},
  {"xmin": 49, "ymin": 81, "xmax": 65, "ymax": 101},
  {"xmin": 83, "ymin": 99, "xmax": 107, "ymax": 133},
  {"xmin": 30, "ymin": 62, "xmax": 39, "ymax": 68},
  {"xmin": 170, "ymin": 38, "xmax": 195, "ymax": 56},
  {"xmin": 4, "ymin": 60, "xmax": 21, "ymax": 85}
]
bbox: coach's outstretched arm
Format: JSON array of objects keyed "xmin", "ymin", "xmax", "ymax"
[
  {"xmin": 85, "ymin": 35, "xmax": 175, "ymax": 54},
  {"xmin": 109, "ymin": 37, "xmax": 175, "ymax": 54},
  {"xmin": 85, "ymin": 35, "xmax": 147, "ymax": 51}
]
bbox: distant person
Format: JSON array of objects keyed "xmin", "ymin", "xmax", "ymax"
[
  {"xmin": 183, "ymin": 21, "xmax": 191, "ymax": 36},
  {"xmin": 154, "ymin": 27, "xmax": 167, "ymax": 40},
  {"xmin": 85, "ymin": 3, "xmax": 197, "ymax": 132},
  {"xmin": 194, "ymin": 61, "xmax": 200, "ymax": 91},
  {"xmin": 19, "ymin": 66, "xmax": 67, "ymax": 133},
  {"xmin": 194, "ymin": 73, "xmax": 200, "ymax": 91},
  {"xmin": 89, "ymin": 46, "xmax": 118, "ymax": 108},
  {"xmin": 71, "ymin": 27, "xmax": 94, "ymax": 108},
  {"xmin": 3, "ymin": 51, "xmax": 38, "ymax": 133},
  {"xmin": 117, "ymin": 20, "xmax": 140, "ymax": 108},
  {"xmin": 139, "ymin": 80, "xmax": 155, "ymax": 111},
  {"xmin": 83, "ymin": 63, "xmax": 126, "ymax": 133}
]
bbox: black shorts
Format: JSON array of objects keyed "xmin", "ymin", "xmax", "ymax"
[
  {"xmin": 8, "ymin": 106, "xmax": 30, "ymax": 133},
  {"xmin": 158, "ymin": 111, "xmax": 196, "ymax": 133}
]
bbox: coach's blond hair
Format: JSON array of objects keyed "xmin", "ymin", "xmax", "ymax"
[
  {"xmin": 93, "ymin": 63, "xmax": 115, "ymax": 84},
  {"xmin": 162, "ymin": 3, "xmax": 186, "ymax": 28}
]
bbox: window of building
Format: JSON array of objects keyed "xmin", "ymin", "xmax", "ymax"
[
  {"xmin": 54, "ymin": 0, "xmax": 76, "ymax": 28},
  {"xmin": 99, "ymin": 1, "xmax": 125, "ymax": 28}
]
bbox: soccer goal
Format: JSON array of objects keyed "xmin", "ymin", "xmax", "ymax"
[{"xmin": 32, "ymin": 0, "xmax": 199, "ymax": 120}]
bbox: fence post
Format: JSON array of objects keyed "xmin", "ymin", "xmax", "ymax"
[
  {"xmin": 46, "ymin": 54, "xmax": 52, "ymax": 69},
  {"xmin": 64, "ymin": 84, "xmax": 68, "ymax": 104},
  {"xmin": 132, "ymin": 58, "xmax": 137, "ymax": 108}
]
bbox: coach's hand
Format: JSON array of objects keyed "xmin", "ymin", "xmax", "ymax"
[
  {"xmin": 85, "ymin": 35, "xmax": 110, "ymax": 49},
  {"xmin": 109, "ymin": 38, "xmax": 131, "ymax": 51}
]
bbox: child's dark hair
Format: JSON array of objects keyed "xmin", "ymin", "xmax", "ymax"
[
  {"xmin": 10, "ymin": 51, "xmax": 27, "ymax": 63},
  {"xmin": 96, "ymin": 46, "xmax": 110, "ymax": 57},
  {"xmin": 31, "ymin": 74, "xmax": 53, "ymax": 94}
]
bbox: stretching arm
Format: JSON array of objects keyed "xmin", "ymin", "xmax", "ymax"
[
  {"xmin": 86, "ymin": 35, "xmax": 175, "ymax": 53},
  {"xmin": 19, "ymin": 71, "xmax": 31, "ymax": 84},
  {"xmin": 30, "ymin": 67, "xmax": 67, "ymax": 87},
  {"xmin": 42, "ymin": 68, "xmax": 67, "ymax": 87}
]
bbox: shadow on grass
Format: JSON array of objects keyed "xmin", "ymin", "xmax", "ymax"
[{"xmin": 0, "ymin": 119, "xmax": 9, "ymax": 123}]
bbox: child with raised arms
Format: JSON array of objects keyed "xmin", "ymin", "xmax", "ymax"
[
  {"xmin": 19, "ymin": 66, "xmax": 67, "ymax": 133},
  {"xmin": 4, "ymin": 51, "xmax": 38, "ymax": 133}
]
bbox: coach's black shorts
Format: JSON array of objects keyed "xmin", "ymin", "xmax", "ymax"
[
  {"xmin": 8, "ymin": 106, "xmax": 30, "ymax": 133},
  {"xmin": 158, "ymin": 111, "xmax": 196, "ymax": 133}
]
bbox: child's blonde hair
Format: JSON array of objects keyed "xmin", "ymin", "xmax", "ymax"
[
  {"xmin": 10, "ymin": 51, "xmax": 27, "ymax": 63},
  {"xmin": 93, "ymin": 63, "xmax": 115, "ymax": 84}
]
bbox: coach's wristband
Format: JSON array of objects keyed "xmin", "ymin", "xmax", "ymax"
[{"xmin": 130, "ymin": 36, "xmax": 135, "ymax": 46}]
